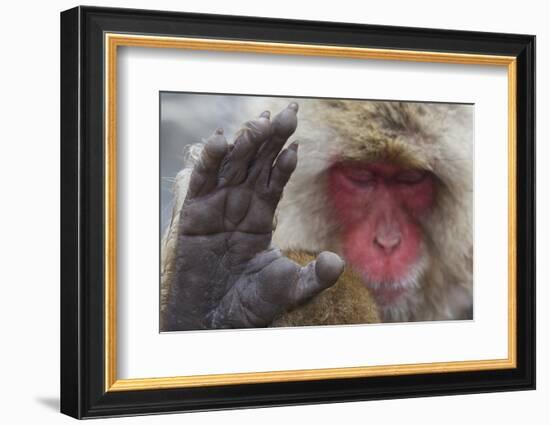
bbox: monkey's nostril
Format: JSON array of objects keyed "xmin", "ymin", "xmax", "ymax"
[{"xmin": 374, "ymin": 235, "xmax": 401, "ymax": 253}]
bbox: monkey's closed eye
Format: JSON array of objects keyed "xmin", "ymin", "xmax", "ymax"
[
  {"xmin": 342, "ymin": 168, "xmax": 376, "ymax": 186},
  {"xmin": 394, "ymin": 170, "xmax": 426, "ymax": 184}
]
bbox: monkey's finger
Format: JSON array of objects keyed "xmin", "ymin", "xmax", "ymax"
[
  {"xmin": 267, "ymin": 142, "xmax": 298, "ymax": 199},
  {"xmin": 186, "ymin": 128, "xmax": 228, "ymax": 199},
  {"xmin": 250, "ymin": 103, "xmax": 298, "ymax": 184},
  {"xmin": 217, "ymin": 111, "xmax": 272, "ymax": 187},
  {"xmin": 293, "ymin": 252, "xmax": 344, "ymax": 305}
]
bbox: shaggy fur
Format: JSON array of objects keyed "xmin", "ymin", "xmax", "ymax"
[{"xmin": 160, "ymin": 98, "xmax": 473, "ymax": 327}]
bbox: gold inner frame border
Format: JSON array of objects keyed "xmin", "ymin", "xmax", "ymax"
[{"xmin": 104, "ymin": 33, "xmax": 517, "ymax": 392}]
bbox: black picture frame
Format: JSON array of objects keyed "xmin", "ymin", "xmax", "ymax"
[{"xmin": 60, "ymin": 5, "xmax": 535, "ymax": 419}]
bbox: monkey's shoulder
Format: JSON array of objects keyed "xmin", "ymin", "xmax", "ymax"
[{"xmin": 272, "ymin": 251, "xmax": 380, "ymax": 327}]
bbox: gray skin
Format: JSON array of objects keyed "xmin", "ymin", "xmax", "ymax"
[{"xmin": 163, "ymin": 103, "xmax": 345, "ymax": 331}]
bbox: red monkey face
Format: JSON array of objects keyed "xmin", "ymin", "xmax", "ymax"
[{"xmin": 327, "ymin": 161, "xmax": 436, "ymax": 307}]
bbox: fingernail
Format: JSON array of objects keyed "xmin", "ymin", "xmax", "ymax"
[
  {"xmin": 215, "ymin": 128, "xmax": 224, "ymax": 134},
  {"xmin": 288, "ymin": 102, "xmax": 299, "ymax": 112},
  {"xmin": 289, "ymin": 141, "xmax": 299, "ymax": 151},
  {"xmin": 260, "ymin": 110, "xmax": 271, "ymax": 119}
]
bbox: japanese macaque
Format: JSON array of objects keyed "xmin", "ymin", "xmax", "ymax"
[{"xmin": 160, "ymin": 98, "xmax": 473, "ymax": 331}]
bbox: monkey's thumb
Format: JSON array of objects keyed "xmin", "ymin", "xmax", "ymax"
[
  {"xmin": 293, "ymin": 251, "xmax": 344, "ymax": 306},
  {"xmin": 315, "ymin": 251, "xmax": 345, "ymax": 287}
]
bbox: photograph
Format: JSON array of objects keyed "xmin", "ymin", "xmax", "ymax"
[{"xmin": 159, "ymin": 93, "xmax": 474, "ymax": 331}]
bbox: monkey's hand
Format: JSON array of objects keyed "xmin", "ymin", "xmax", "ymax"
[{"xmin": 163, "ymin": 103, "xmax": 344, "ymax": 331}]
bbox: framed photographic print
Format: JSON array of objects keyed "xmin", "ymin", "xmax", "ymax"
[{"xmin": 60, "ymin": 5, "xmax": 535, "ymax": 419}]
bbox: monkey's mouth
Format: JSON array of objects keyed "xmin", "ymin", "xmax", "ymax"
[
  {"xmin": 361, "ymin": 276, "xmax": 412, "ymax": 306},
  {"xmin": 368, "ymin": 284, "xmax": 408, "ymax": 306},
  {"xmin": 359, "ymin": 254, "xmax": 428, "ymax": 306}
]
